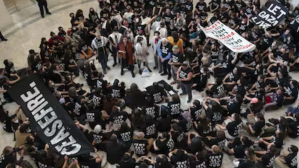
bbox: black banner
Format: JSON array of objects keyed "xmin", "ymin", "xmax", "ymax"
[
  {"xmin": 8, "ymin": 74, "xmax": 93, "ymax": 156},
  {"xmin": 252, "ymin": 1, "xmax": 288, "ymax": 29}
]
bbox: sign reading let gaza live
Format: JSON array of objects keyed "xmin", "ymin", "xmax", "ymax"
[
  {"xmin": 252, "ymin": 1, "xmax": 288, "ymax": 29},
  {"xmin": 7, "ymin": 74, "xmax": 93, "ymax": 156}
]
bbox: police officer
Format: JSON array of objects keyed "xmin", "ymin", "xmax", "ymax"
[{"xmin": 36, "ymin": 0, "xmax": 51, "ymax": 18}]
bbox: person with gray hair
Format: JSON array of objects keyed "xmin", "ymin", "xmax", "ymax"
[
  {"xmin": 158, "ymin": 38, "xmax": 173, "ymax": 79},
  {"xmin": 91, "ymin": 33, "xmax": 110, "ymax": 74},
  {"xmin": 177, "ymin": 61, "xmax": 193, "ymax": 103},
  {"xmin": 169, "ymin": 45, "xmax": 184, "ymax": 88}
]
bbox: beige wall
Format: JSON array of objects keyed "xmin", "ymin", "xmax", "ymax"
[{"xmin": 0, "ymin": 0, "xmax": 13, "ymax": 30}]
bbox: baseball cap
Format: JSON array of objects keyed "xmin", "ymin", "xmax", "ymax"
[
  {"xmin": 250, "ymin": 98, "xmax": 258, "ymax": 104},
  {"xmin": 182, "ymin": 61, "xmax": 188, "ymax": 66},
  {"xmin": 172, "ymin": 45, "xmax": 179, "ymax": 50}
]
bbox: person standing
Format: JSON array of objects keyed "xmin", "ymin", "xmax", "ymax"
[
  {"xmin": 158, "ymin": 38, "xmax": 172, "ymax": 79},
  {"xmin": 0, "ymin": 31, "xmax": 7, "ymax": 41},
  {"xmin": 177, "ymin": 61, "xmax": 193, "ymax": 103},
  {"xmin": 108, "ymin": 29, "xmax": 122, "ymax": 67},
  {"xmin": 118, "ymin": 36, "xmax": 135, "ymax": 78},
  {"xmin": 91, "ymin": 33, "xmax": 110, "ymax": 74},
  {"xmin": 169, "ymin": 45, "xmax": 184, "ymax": 88},
  {"xmin": 36, "ymin": 0, "xmax": 51, "ymax": 18}
]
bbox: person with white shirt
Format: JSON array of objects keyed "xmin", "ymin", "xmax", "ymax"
[{"xmin": 91, "ymin": 33, "xmax": 110, "ymax": 74}]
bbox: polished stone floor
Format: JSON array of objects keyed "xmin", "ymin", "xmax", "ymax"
[{"xmin": 0, "ymin": 0, "xmax": 299, "ymax": 167}]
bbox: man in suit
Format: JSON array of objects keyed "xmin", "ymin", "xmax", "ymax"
[{"xmin": 36, "ymin": 0, "xmax": 51, "ymax": 18}]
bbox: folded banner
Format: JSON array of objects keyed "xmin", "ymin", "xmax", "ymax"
[
  {"xmin": 200, "ymin": 20, "xmax": 256, "ymax": 53},
  {"xmin": 251, "ymin": 1, "xmax": 288, "ymax": 29},
  {"xmin": 7, "ymin": 74, "xmax": 93, "ymax": 156}
]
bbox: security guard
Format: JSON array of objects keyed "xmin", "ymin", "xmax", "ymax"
[{"xmin": 36, "ymin": 0, "xmax": 51, "ymax": 18}]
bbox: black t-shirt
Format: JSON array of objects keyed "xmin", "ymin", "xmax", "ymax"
[
  {"xmin": 79, "ymin": 158, "xmax": 99, "ymax": 168},
  {"xmin": 73, "ymin": 100, "xmax": 87, "ymax": 117},
  {"xmin": 235, "ymin": 1, "xmax": 246, "ymax": 10},
  {"xmin": 155, "ymin": 138, "xmax": 174, "ymax": 154},
  {"xmin": 37, "ymin": 158, "xmax": 55, "ymax": 168},
  {"xmin": 261, "ymin": 153, "xmax": 275, "ymax": 168},
  {"xmin": 237, "ymin": 160, "xmax": 256, "ymax": 168},
  {"xmin": 285, "ymin": 153, "xmax": 298, "ymax": 168},
  {"xmin": 191, "ymin": 160, "xmax": 206, "ymax": 168},
  {"xmin": 225, "ymin": 72, "xmax": 239, "ymax": 83},
  {"xmin": 185, "ymin": 1, "xmax": 193, "ymax": 12},
  {"xmin": 163, "ymin": 13, "xmax": 174, "ymax": 24},
  {"xmin": 210, "ymin": 137, "xmax": 226, "ymax": 149},
  {"xmin": 109, "ymin": 112, "xmax": 128, "ymax": 125},
  {"xmin": 227, "ymin": 99, "xmax": 241, "ymax": 114},
  {"xmin": 86, "ymin": 109, "xmax": 103, "ymax": 128},
  {"xmin": 111, "ymin": 86, "xmax": 125, "ymax": 98},
  {"xmin": 171, "ymin": 154, "xmax": 189, "ymax": 168},
  {"xmin": 234, "ymin": 145, "xmax": 246, "ymax": 159},
  {"xmin": 179, "ymin": 118, "xmax": 193, "ymax": 132},
  {"xmin": 171, "ymin": 52, "xmax": 184, "ymax": 67},
  {"xmin": 86, "ymin": 131, "xmax": 109, "ymax": 144},
  {"xmin": 289, "ymin": 121, "xmax": 299, "ymax": 136},
  {"xmin": 151, "ymin": 86, "xmax": 166, "ymax": 104},
  {"xmin": 171, "ymin": 131, "xmax": 187, "ymax": 147},
  {"xmin": 195, "ymin": 2, "xmax": 207, "ymax": 12},
  {"xmin": 207, "ymin": 152, "xmax": 223, "ymax": 168},
  {"xmin": 209, "ymin": 0, "xmax": 219, "ymax": 9},
  {"xmin": 160, "ymin": 43, "xmax": 173, "ymax": 58},
  {"xmin": 179, "ymin": 67, "xmax": 192, "ymax": 84},
  {"xmin": 147, "ymin": 0, "xmax": 156, "ymax": 8},
  {"xmin": 252, "ymin": 120, "xmax": 265, "ymax": 136},
  {"xmin": 197, "ymin": 123, "xmax": 215, "ymax": 137},
  {"xmin": 117, "ymin": 129, "xmax": 133, "ymax": 142},
  {"xmin": 189, "ymin": 137, "xmax": 203, "ymax": 154},
  {"xmin": 142, "ymin": 105, "xmax": 160, "ymax": 120},
  {"xmin": 285, "ymin": 85, "xmax": 298, "ymax": 101},
  {"xmin": 206, "ymin": 107, "xmax": 223, "ymax": 124},
  {"xmin": 168, "ymin": 101, "xmax": 181, "ymax": 118},
  {"xmin": 236, "ymin": 85, "xmax": 246, "ymax": 97},
  {"xmin": 190, "ymin": 105, "xmax": 203, "ymax": 121},
  {"xmin": 143, "ymin": 123, "xmax": 157, "ymax": 138},
  {"xmin": 0, "ymin": 153, "xmax": 16, "ymax": 168},
  {"xmin": 132, "ymin": 139, "xmax": 148, "ymax": 156},
  {"xmin": 92, "ymin": 94, "xmax": 103, "ymax": 110},
  {"xmin": 226, "ymin": 121, "xmax": 241, "ymax": 137},
  {"xmin": 157, "ymin": 117, "xmax": 172, "ymax": 132}
]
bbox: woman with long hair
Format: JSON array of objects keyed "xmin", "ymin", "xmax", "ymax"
[
  {"xmin": 167, "ymin": 31, "xmax": 184, "ymax": 54},
  {"xmin": 234, "ymin": 148, "xmax": 258, "ymax": 168},
  {"xmin": 89, "ymin": 7, "xmax": 99, "ymax": 23},
  {"xmin": 116, "ymin": 122, "xmax": 133, "ymax": 152},
  {"xmin": 194, "ymin": 114, "xmax": 216, "ymax": 137}
]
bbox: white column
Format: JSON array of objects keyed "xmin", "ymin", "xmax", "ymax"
[{"xmin": 0, "ymin": 0, "xmax": 13, "ymax": 30}]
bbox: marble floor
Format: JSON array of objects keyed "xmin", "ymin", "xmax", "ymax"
[{"xmin": 0, "ymin": 0, "xmax": 299, "ymax": 168}]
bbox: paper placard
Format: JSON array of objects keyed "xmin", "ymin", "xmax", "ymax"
[{"xmin": 200, "ymin": 20, "xmax": 256, "ymax": 53}]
